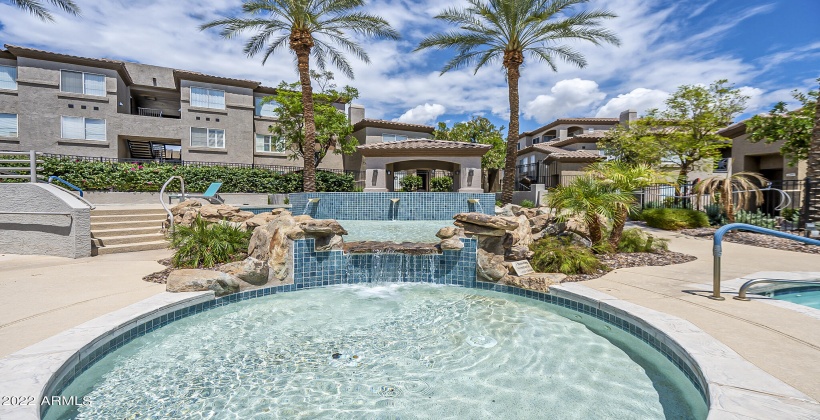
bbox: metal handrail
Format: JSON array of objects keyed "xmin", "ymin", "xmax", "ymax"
[
  {"xmin": 734, "ymin": 279, "xmax": 820, "ymax": 301},
  {"xmin": 711, "ymin": 223, "xmax": 820, "ymax": 300},
  {"xmin": 48, "ymin": 176, "xmax": 84, "ymax": 197},
  {"xmin": 160, "ymin": 176, "xmax": 185, "ymax": 232}
]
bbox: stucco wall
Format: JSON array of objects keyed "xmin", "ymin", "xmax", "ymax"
[
  {"xmin": 0, "ymin": 183, "xmax": 91, "ymax": 258},
  {"xmin": 730, "ymin": 132, "xmax": 804, "ymax": 179}
]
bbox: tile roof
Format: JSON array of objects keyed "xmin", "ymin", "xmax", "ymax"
[
  {"xmin": 4, "ymin": 44, "xmax": 133, "ymax": 84},
  {"xmin": 352, "ymin": 119, "xmax": 435, "ymax": 133},
  {"xmin": 358, "ymin": 138, "xmax": 490, "ymax": 150},
  {"xmin": 173, "ymin": 69, "xmax": 260, "ymax": 88},
  {"xmin": 523, "ymin": 143, "xmax": 603, "ymax": 161},
  {"xmin": 546, "ymin": 131, "xmax": 607, "ymax": 147},
  {"xmin": 520, "ymin": 117, "xmax": 619, "ymax": 138}
]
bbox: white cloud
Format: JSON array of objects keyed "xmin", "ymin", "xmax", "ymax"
[
  {"xmin": 595, "ymin": 88, "xmax": 669, "ymax": 117},
  {"xmin": 523, "ymin": 79, "xmax": 606, "ymax": 123},
  {"xmin": 395, "ymin": 103, "xmax": 446, "ymax": 125}
]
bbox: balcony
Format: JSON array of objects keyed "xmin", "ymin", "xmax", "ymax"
[{"xmin": 137, "ymin": 107, "xmax": 163, "ymax": 118}]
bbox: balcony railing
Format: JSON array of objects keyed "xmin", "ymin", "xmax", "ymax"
[{"xmin": 137, "ymin": 107, "xmax": 163, "ymax": 118}]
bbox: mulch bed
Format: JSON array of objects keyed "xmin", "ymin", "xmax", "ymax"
[
  {"xmin": 680, "ymin": 228, "xmax": 820, "ymax": 255},
  {"xmin": 564, "ymin": 251, "xmax": 697, "ymax": 282},
  {"xmin": 143, "ymin": 258, "xmax": 173, "ymax": 284}
]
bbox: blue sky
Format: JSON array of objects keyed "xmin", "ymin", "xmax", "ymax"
[{"xmin": 1, "ymin": 0, "xmax": 818, "ymax": 133}]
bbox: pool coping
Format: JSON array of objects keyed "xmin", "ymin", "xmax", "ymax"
[
  {"xmin": 722, "ymin": 271, "xmax": 820, "ymax": 321},
  {"xmin": 1, "ymin": 283, "xmax": 817, "ymax": 419}
]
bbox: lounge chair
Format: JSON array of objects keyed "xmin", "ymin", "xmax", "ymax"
[{"xmin": 169, "ymin": 182, "xmax": 225, "ymax": 204}]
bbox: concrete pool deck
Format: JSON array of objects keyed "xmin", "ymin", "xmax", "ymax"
[{"xmin": 0, "ymin": 227, "xmax": 818, "ymax": 412}]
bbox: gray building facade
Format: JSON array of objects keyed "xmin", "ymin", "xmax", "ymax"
[{"xmin": 0, "ymin": 44, "xmax": 344, "ymax": 170}]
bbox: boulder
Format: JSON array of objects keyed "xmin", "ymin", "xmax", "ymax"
[
  {"xmin": 476, "ymin": 249, "xmax": 509, "ymax": 282},
  {"xmin": 476, "ymin": 235, "xmax": 509, "ymax": 255},
  {"xmin": 271, "ymin": 208, "xmax": 290, "ymax": 216},
  {"xmin": 242, "ymin": 213, "xmax": 281, "ymax": 230},
  {"xmin": 166, "ymin": 269, "xmax": 240, "ymax": 297},
  {"xmin": 439, "ymin": 237, "xmax": 465, "ymax": 250},
  {"xmin": 293, "ymin": 215, "xmax": 313, "ymax": 223},
  {"xmin": 248, "ymin": 214, "xmax": 304, "ymax": 283},
  {"xmin": 508, "ymin": 215, "xmax": 533, "ymax": 249},
  {"xmin": 515, "ymin": 208, "xmax": 538, "ymax": 219},
  {"xmin": 454, "ymin": 221, "xmax": 507, "ymax": 237},
  {"xmin": 500, "ymin": 273, "xmax": 566, "ymax": 292},
  {"xmin": 435, "ymin": 226, "xmax": 461, "ymax": 239},
  {"xmin": 507, "ymin": 244, "xmax": 534, "ymax": 260},
  {"xmin": 171, "ymin": 199, "xmax": 201, "ymax": 216},
  {"xmin": 345, "ymin": 241, "xmax": 439, "ymax": 255},
  {"xmin": 301, "ymin": 219, "xmax": 348, "ymax": 236},
  {"xmin": 529, "ymin": 214, "xmax": 556, "ymax": 233},
  {"xmin": 453, "ymin": 213, "xmax": 519, "ymax": 230},
  {"xmin": 219, "ymin": 257, "xmax": 269, "ymax": 285}
]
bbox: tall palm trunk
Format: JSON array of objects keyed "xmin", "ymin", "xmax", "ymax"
[
  {"xmin": 807, "ymin": 86, "xmax": 820, "ymax": 223},
  {"xmin": 501, "ymin": 53, "xmax": 523, "ymax": 205},
  {"xmin": 292, "ymin": 31, "xmax": 317, "ymax": 192},
  {"xmin": 608, "ymin": 207, "xmax": 628, "ymax": 248}
]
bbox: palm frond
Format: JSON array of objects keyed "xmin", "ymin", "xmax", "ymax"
[{"xmin": 11, "ymin": 0, "xmax": 80, "ymax": 21}]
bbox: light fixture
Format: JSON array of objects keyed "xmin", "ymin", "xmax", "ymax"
[{"xmin": 118, "ymin": 102, "xmax": 123, "ymax": 106}]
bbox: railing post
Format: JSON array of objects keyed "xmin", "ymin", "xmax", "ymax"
[
  {"xmin": 29, "ymin": 150, "xmax": 37, "ymax": 183},
  {"xmin": 802, "ymin": 177, "xmax": 812, "ymax": 237}
]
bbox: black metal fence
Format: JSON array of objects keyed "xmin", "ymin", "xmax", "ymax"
[
  {"xmin": 638, "ymin": 179, "xmax": 812, "ymax": 232},
  {"xmin": 393, "ymin": 169, "xmax": 455, "ymax": 191}
]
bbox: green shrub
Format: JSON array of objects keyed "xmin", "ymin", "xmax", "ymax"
[
  {"xmin": 617, "ymin": 228, "xmax": 669, "ymax": 253},
  {"xmin": 430, "ymin": 176, "xmax": 453, "ymax": 192},
  {"xmin": 735, "ymin": 209, "xmax": 777, "ymax": 229},
  {"xmin": 496, "ymin": 200, "xmax": 503, "ymax": 207},
  {"xmin": 400, "ymin": 175, "xmax": 423, "ymax": 192},
  {"xmin": 24, "ymin": 157, "xmax": 355, "ymax": 193},
  {"xmin": 170, "ymin": 216, "xmax": 251, "ymax": 268},
  {"xmin": 639, "ymin": 208, "xmax": 710, "ymax": 230},
  {"xmin": 529, "ymin": 236, "xmax": 602, "ymax": 275},
  {"xmin": 781, "ymin": 207, "xmax": 801, "ymax": 222},
  {"xmin": 520, "ymin": 199, "xmax": 535, "ymax": 208},
  {"xmin": 703, "ymin": 204, "xmax": 725, "ymax": 226}
]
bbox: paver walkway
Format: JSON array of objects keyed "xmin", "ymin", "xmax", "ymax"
[
  {"xmin": 0, "ymin": 249, "xmax": 169, "ymax": 357},
  {"xmin": 582, "ymin": 226, "xmax": 820, "ymax": 401}
]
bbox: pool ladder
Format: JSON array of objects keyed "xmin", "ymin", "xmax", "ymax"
[{"xmin": 733, "ymin": 279, "xmax": 820, "ymax": 301}]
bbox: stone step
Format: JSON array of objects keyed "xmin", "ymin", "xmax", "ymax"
[
  {"xmin": 91, "ymin": 226, "xmax": 163, "ymax": 238},
  {"xmin": 91, "ymin": 213, "xmax": 169, "ymax": 223},
  {"xmin": 91, "ymin": 219, "xmax": 166, "ymax": 230},
  {"xmin": 92, "ymin": 241, "xmax": 170, "ymax": 255},
  {"xmin": 91, "ymin": 208, "xmax": 168, "ymax": 216},
  {"xmin": 91, "ymin": 233, "xmax": 167, "ymax": 247}
]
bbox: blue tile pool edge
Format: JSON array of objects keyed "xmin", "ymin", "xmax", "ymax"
[{"xmin": 38, "ymin": 284, "xmax": 713, "ymax": 419}]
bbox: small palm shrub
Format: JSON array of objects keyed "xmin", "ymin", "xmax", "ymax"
[
  {"xmin": 703, "ymin": 204, "xmax": 725, "ymax": 226},
  {"xmin": 430, "ymin": 176, "xmax": 453, "ymax": 192},
  {"xmin": 618, "ymin": 228, "xmax": 669, "ymax": 253},
  {"xmin": 520, "ymin": 199, "xmax": 535, "ymax": 208},
  {"xmin": 170, "ymin": 216, "xmax": 252, "ymax": 268},
  {"xmin": 400, "ymin": 175, "xmax": 423, "ymax": 192},
  {"xmin": 639, "ymin": 208, "xmax": 709, "ymax": 230},
  {"xmin": 529, "ymin": 236, "xmax": 602, "ymax": 275}
]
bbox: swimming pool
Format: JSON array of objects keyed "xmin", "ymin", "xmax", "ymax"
[
  {"xmin": 764, "ymin": 286, "xmax": 820, "ymax": 310},
  {"xmin": 45, "ymin": 284, "xmax": 707, "ymax": 419},
  {"xmin": 339, "ymin": 220, "xmax": 453, "ymax": 243}
]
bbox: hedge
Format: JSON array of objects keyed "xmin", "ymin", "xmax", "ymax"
[
  {"xmin": 1, "ymin": 157, "xmax": 355, "ymax": 193},
  {"xmin": 638, "ymin": 208, "xmax": 710, "ymax": 230}
]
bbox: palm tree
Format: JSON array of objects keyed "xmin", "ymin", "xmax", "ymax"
[
  {"xmin": 202, "ymin": 0, "xmax": 398, "ymax": 192},
  {"xmin": 546, "ymin": 176, "xmax": 635, "ymax": 246},
  {"xmin": 416, "ymin": 0, "xmax": 619, "ymax": 204},
  {"xmin": 694, "ymin": 172, "xmax": 768, "ymax": 224},
  {"xmin": 5, "ymin": 0, "xmax": 79, "ymax": 21},
  {"xmin": 586, "ymin": 161, "xmax": 665, "ymax": 247}
]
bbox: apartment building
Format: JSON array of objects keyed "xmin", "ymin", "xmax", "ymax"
[{"xmin": 0, "ymin": 44, "xmax": 344, "ymax": 170}]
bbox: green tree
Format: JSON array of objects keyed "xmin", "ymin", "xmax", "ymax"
[
  {"xmin": 263, "ymin": 81, "xmax": 358, "ymax": 167},
  {"xmin": 201, "ymin": 0, "xmax": 398, "ymax": 193},
  {"xmin": 600, "ymin": 80, "xmax": 748, "ymax": 184},
  {"xmin": 5, "ymin": 0, "xmax": 79, "ymax": 21},
  {"xmin": 546, "ymin": 176, "xmax": 634, "ymax": 246},
  {"xmin": 434, "ymin": 116, "xmax": 506, "ymax": 190},
  {"xmin": 416, "ymin": 0, "xmax": 620, "ymax": 204},
  {"xmin": 747, "ymin": 86, "xmax": 818, "ymax": 166},
  {"xmin": 586, "ymin": 161, "xmax": 665, "ymax": 248},
  {"xmin": 812, "ymin": 82, "xmax": 820, "ymax": 222}
]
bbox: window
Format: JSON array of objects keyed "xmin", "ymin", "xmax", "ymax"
[
  {"xmin": 190, "ymin": 127, "xmax": 225, "ymax": 148},
  {"xmin": 532, "ymin": 136, "xmax": 540, "ymax": 144},
  {"xmin": 382, "ymin": 134, "xmax": 408, "ymax": 142},
  {"xmin": 190, "ymin": 87, "xmax": 225, "ymax": 109},
  {"xmin": 60, "ymin": 70, "xmax": 105, "ymax": 96},
  {"xmin": 517, "ymin": 142, "xmax": 521, "ymax": 151},
  {"xmin": 255, "ymin": 97, "xmax": 277, "ymax": 117},
  {"xmin": 255, "ymin": 134, "xmax": 285, "ymax": 153},
  {"xmin": 61, "ymin": 116, "xmax": 106, "ymax": 140},
  {"xmin": 0, "ymin": 113, "xmax": 18, "ymax": 137},
  {"xmin": 0, "ymin": 65, "xmax": 17, "ymax": 90}
]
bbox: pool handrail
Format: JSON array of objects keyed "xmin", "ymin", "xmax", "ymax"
[
  {"xmin": 733, "ymin": 279, "xmax": 820, "ymax": 301},
  {"xmin": 160, "ymin": 176, "xmax": 185, "ymax": 232},
  {"xmin": 48, "ymin": 175, "xmax": 84, "ymax": 197},
  {"xmin": 712, "ymin": 223, "xmax": 820, "ymax": 300}
]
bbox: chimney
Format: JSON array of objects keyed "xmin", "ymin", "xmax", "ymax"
[
  {"xmin": 619, "ymin": 109, "xmax": 637, "ymax": 127},
  {"xmin": 348, "ymin": 104, "xmax": 365, "ymax": 125}
]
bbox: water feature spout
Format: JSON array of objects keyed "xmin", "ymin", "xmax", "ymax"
[
  {"xmin": 467, "ymin": 198, "xmax": 484, "ymax": 214},
  {"xmin": 308, "ymin": 198, "xmax": 321, "ymax": 203},
  {"xmin": 390, "ymin": 198, "xmax": 400, "ymax": 203},
  {"xmin": 390, "ymin": 198, "xmax": 400, "ymax": 221},
  {"xmin": 303, "ymin": 198, "xmax": 321, "ymax": 215}
]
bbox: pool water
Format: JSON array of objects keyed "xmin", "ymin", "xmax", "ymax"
[
  {"xmin": 768, "ymin": 287, "xmax": 820, "ymax": 310},
  {"xmin": 48, "ymin": 284, "xmax": 706, "ymax": 419},
  {"xmin": 339, "ymin": 220, "xmax": 453, "ymax": 243}
]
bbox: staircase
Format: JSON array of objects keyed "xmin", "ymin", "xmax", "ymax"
[{"xmin": 90, "ymin": 208, "xmax": 169, "ymax": 255}]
